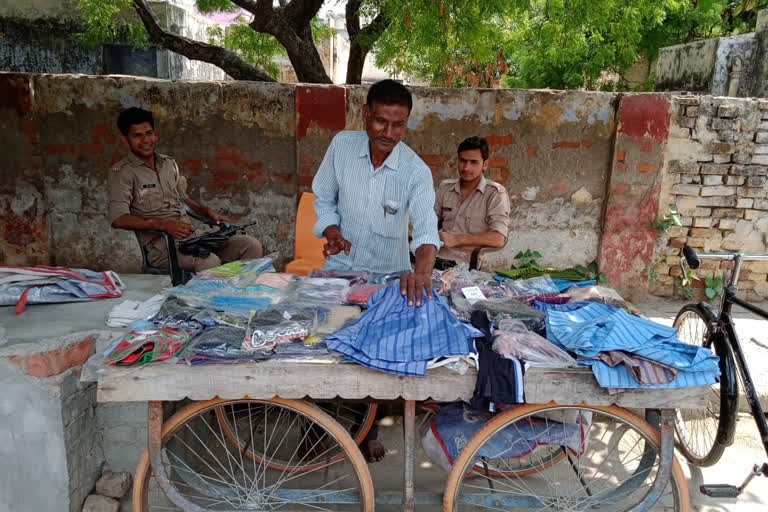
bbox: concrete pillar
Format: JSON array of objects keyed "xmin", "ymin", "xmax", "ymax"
[{"xmin": 752, "ymin": 9, "xmax": 768, "ymax": 97}]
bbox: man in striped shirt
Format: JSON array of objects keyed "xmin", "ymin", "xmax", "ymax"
[{"xmin": 312, "ymin": 80, "xmax": 441, "ymax": 307}]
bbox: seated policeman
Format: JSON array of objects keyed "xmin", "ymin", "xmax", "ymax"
[
  {"xmin": 108, "ymin": 107, "xmax": 263, "ymax": 272},
  {"xmin": 434, "ymin": 136, "xmax": 510, "ymax": 267}
]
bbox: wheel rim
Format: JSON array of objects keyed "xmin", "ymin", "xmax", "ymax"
[
  {"xmin": 450, "ymin": 406, "xmax": 683, "ymax": 511},
  {"xmin": 148, "ymin": 400, "xmax": 370, "ymax": 510},
  {"xmin": 674, "ymin": 310, "xmax": 721, "ymax": 460}
]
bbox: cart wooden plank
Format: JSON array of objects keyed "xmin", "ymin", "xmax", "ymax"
[{"xmin": 97, "ymin": 362, "xmax": 709, "ymax": 409}]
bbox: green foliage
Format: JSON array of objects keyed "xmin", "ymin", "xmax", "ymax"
[
  {"xmin": 575, "ymin": 260, "xmax": 607, "ymax": 283},
  {"xmin": 73, "ymin": 0, "xmax": 148, "ymax": 47},
  {"xmin": 514, "ymin": 249, "xmax": 542, "ymax": 269},
  {"xmin": 704, "ymin": 275, "xmax": 724, "ymax": 299},
  {"xmin": 207, "ymin": 19, "xmax": 286, "ymax": 78},
  {"xmin": 653, "ymin": 205, "xmax": 682, "ymax": 233},
  {"xmin": 675, "ymin": 278, "xmax": 695, "ymax": 299}
]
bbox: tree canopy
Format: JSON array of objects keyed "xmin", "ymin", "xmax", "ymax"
[{"xmin": 73, "ymin": 0, "xmax": 768, "ymax": 89}]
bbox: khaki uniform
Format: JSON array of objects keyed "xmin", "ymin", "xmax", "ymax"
[
  {"xmin": 434, "ymin": 177, "xmax": 510, "ymax": 265},
  {"xmin": 108, "ymin": 152, "xmax": 261, "ymax": 271}
]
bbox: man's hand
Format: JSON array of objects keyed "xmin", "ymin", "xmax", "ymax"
[
  {"xmin": 322, "ymin": 225, "xmax": 351, "ymax": 259},
  {"xmin": 205, "ymin": 209, "xmax": 235, "ymax": 224},
  {"xmin": 162, "ymin": 219, "xmax": 195, "ymax": 240},
  {"xmin": 439, "ymin": 231, "xmax": 460, "ymax": 248},
  {"xmin": 400, "ymin": 243, "xmax": 437, "ymax": 306}
]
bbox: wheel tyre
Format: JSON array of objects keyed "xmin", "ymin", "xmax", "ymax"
[{"xmin": 132, "ymin": 397, "xmax": 375, "ymax": 512}]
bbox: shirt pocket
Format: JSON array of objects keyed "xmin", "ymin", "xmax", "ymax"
[
  {"xmin": 371, "ymin": 209, "xmax": 406, "ymax": 239},
  {"xmin": 135, "ymin": 181, "xmax": 162, "ymax": 210}
]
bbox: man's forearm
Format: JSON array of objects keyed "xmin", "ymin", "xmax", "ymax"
[
  {"xmin": 112, "ymin": 214, "xmax": 167, "ymax": 232},
  {"xmin": 413, "ymin": 244, "xmax": 437, "ymax": 274},
  {"xmin": 450, "ymin": 231, "xmax": 506, "ymax": 248},
  {"xmin": 184, "ymin": 198, "xmax": 210, "ymax": 217}
]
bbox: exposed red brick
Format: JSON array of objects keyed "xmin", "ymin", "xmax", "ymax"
[
  {"xmin": 91, "ymin": 123, "xmax": 110, "ymax": 136},
  {"xmin": 21, "ymin": 338, "xmax": 94, "ymax": 378},
  {"xmin": 526, "ymin": 147, "xmax": 537, "ymax": 157},
  {"xmin": 275, "ymin": 173, "xmax": 294, "ymax": 184},
  {"xmin": 420, "ymin": 154, "xmax": 442, "ymax": 165},
  {"xmin": 80, "ymin": 144, "xmax": 104, "ymax": 154},
  {"xmin": 299, "ymin": 164, "xmax": 315, "ymax": 176},
  {"xmin": 299, "ymin": 154, "xmax": 316, "ymax": 164},
  {"xmin": 612, "ymin": 184, "xmax": 627, "ymax": 194},
  {"xmin": 499, "ymin": 167, "xmax": 510, "ymax": 180},
  {"xmin": 104, "ymin": 135, "xmax": 117, "ymax": 144},
  {"xmin": 486, "ymin": 135, "xmax": 513, "ymax": 146},
  {"xmin": 581, "ymin": 139, "xmax": 593, "ymax": 148},
  {"xmin": 617, "ymin": 94, "xmax": 671, "ymax": 144},
  {"xmin": 296, "ymin": 86, "xmax": 346, "ymax": 141},
  {"xmin": 246, "ymin": 173, "xmax": 270, "ymax": 184},
  {"xmin": 615, "ymin": 162, "xmax": 627, "ymax": 172},
  {"xmin": 549, "ymin": 181, "xmax": 569, "ymax": 193},
  {"xmin": 249, "ymin": 161, "xmax": 263, "ymax": 171},
  {"xmin": 19, "ymin": 120, "xmax": 37, "ymax": 134},
  {"xmin": 640, "ymin": 140, "xmax": 653, "ymax": 153},
  {"xmin": 214, "ymin": 170, "xmax": 239, "ymax": 182},
  {"xmin": 0, "ymin": 75, "xmax": 32, "ymax": 116},
  {"xmin": 553, "ymin": 140, "xmax": 580, "ymax": 149},
  {"xmin": 486, "ymin": 157, "xmax": 507, "ymax": 167},
  {"xmin": 298, "ymin": 176, "xmax": 313, "ymax": 186},
  {"xmin": 215, "ymin": 148, "xmax": 238, "ymax": 159},
  {"xmin": 184, "ymin": 159, "xmax": 202, "ymax": 169},
  {"xmin": 45, "ymin": 144, "xmax": 77, "ymax": 154},
  {"xmin": 214, "ymin": 159, "xmax": 235, "ymax": 169},
  {"xmin": 636, "ymin": 162, "xmax": 658, "ymax": 173},
  {"xmin": 669, "ymin": 238, "xmax": 686, "ymax": 248},
  {"xmin": 616, "ymin": 150, "xmax": 626, "ymax": 162}
]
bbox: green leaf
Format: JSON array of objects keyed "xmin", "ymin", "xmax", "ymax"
[
  {"xmin": 705, "ymin": 287, "xmax": 716, "ymax": 299},
  {"xmin": 574, "ymin": 265, "xmax": 587, "ymax": 274},
  {"xmin": 598, "ymin": 272, "xmax": 607, "ymax": 283},
  {"xmin": 532, "ymin": 251, "xmax": 542, "ymax": 258},
  {"xmin": 514, "ymin": 251, "xmax": 524, "ymax": 259}
]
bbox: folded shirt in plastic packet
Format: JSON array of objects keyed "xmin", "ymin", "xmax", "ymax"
[
  {"xmin": 107, "ymin": 328, "xmax": 191, "ymax": 366},
  {"xmin": 493, "ymin": 319, "xmax": 576, "ymax": 367},
  {"xmin": 316, "ymin": 305, "xmax": 361, "ymax": 334},
  {"xmin": 154, "ymin": 296, "xmax": 207, "ymax": 333},
  {"xmin": 296, "ymin": 277, "xmax": 350, "ymax": 303},
  {"xmin": 243, "ymin": 308, "xmax": 315, "ymax": 351},
  {"xmin": 192, "ymin": 309, "xmax": 249, "ymax": 329},
  {"xmin": 254, "ymin": 272, "xmax": 295, "ymax": 290},
  {"xmin": 209, "ymin": 296, "xmax": 272, "ymax": 315},
  {"xmin": 502, "ymin": 275, "xmax": 558, "ymax": 296},
  {"xmin": 346, "ymin": 284, "xmax": 387, "ymax": 306},
  {"xmin": 473, "ymin": 298, "xmax": 546, "ymax": 335},
  {"xmin": 197, "ymin": 258, "xmax": 274, "ymax": 280},
  {"xmin": 185, "ymin": 326, "xmax": 271, "ymax": 363},
  {"xmin": 309, "ymin": 269, "xmax": 369, "ymax": 286}
]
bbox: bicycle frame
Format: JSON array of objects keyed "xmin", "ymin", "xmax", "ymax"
[{"xmin": 686, "ymin": 251, "xmax": 768, "ymax": 460}]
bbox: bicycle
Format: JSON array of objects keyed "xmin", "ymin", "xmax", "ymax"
[{"xmin": 673, "ymin": 245, "xmax": 768, "ymax": 498}]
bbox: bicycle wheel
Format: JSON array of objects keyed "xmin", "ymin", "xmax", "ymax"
[
  {"xmin": 444, "ymin": 403, "xmax": 690, "ymax": 512},
  {"xmin": 673, "ymin": 304, "xmax": 737, "ymax": 467},
  {"xmin": 132, "ymin": 398, "xmax": 374, "ymax": 511},
  {"xmin": 216, "ymin": 400, "xmax": 377, "ymax": 471},
  {"xmin": 473, "ymin": 444, "xmax": 565, "ymax": 478}
]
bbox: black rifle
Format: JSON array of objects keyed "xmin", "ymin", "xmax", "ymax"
[{"xmin": 178, "ymin": 219, "xmax": 259, "ymax": 258}]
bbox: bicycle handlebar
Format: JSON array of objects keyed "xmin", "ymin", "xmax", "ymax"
[{"xmin": 683, "ymin": 246, "xmax": 700, "ymax": 269}]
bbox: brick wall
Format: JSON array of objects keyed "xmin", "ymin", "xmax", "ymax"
[{"xmin": 652, "ymin": 95, "xmax": 768, "ymax": 299}]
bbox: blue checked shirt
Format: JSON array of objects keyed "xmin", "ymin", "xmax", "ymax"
[
  {"xmin": 543, "ymin": 302, "xmax": 720, "ymax": 389},
  {"xmin": 326, "ymin": 284, "xmax": 484, "ymax": 376},
  {"xmin": 312, "ymin": 131, "xmax": 441, "ymax": 274}
]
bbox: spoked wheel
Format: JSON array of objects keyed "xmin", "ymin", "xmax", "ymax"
[
  {"xmin": 216, "ymin": 400, "xmax": 377, "ymax": 471},
  {"xmin": 444, "ymin": 404, "xmax": 690, "ymax": 512},
  {"xmin": 673, "ymin": 305, "xmax": 737, "ymax": 467},
  {"xmin": 473, "ymin": 444, "xmax": 565, "ymax": 478},
  {"xmin": 132, "ymin": 398, "xmax": 374, "ymax": 511}
]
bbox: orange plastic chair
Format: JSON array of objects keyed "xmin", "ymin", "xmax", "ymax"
[{"xmin": 285, "ymin": 192, "xmax": 326, "ymax": 276}]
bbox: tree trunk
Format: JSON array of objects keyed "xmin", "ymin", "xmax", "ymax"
[{"xmin": 345, "ymin": 0, "xmax": 390, "ymax": 84}]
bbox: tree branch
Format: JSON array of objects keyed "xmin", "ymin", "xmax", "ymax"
[
  {"xmin": 345, "ymin": 1, "xmax": 390, "ymax": 84},
  {"xmin": 281, "ymin": 0, "xmax": 325, "ymax": 29},
  {"xmin": 228, "ymin": 0, "xmax": 260, "ymax": 15},
  {"xmin": 132, "ymin": 0, "xmax": 276, "ymax": 81}
]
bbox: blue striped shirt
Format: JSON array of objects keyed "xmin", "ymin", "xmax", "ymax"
[
  {"xmin": 544, "ymin": 302, "xmax": 720, "ymax": 389},
  {"xmin": 326, "ymin": 284, "xmax": 484, "ymax": 376},
  {"xmin": 312, "ymin": 131, "xmax": 441, "ymax": 274}
]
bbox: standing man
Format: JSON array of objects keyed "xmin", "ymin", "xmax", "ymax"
[
  {"xmin": 108, "ymin": 107, "xmax": 263, "ymax": 272},
  {"xmin": 312, "ymin": 79, "xmax": 440, "ymax": 307},
  {"xmin": 434, "ymin": 136, "xmax": 510, "ymax": 267}
]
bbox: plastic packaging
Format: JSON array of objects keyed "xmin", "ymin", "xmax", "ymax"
[
  {"xmin": 493, "ymin": 319, "xmax": 576, "ymax": 367},
  {"xmin": 185, "ymin": 326, "xmax": 271, "ymax": 363},
  {"xmin": 192, "ymin": 309, "xmax": 249, "ymax": 329},
  {"xmin": 473, "ymin": 299, "xmax": 546, "ymax": 335},
  {"xmin": 242, "ymin": 307, "xmax": 315, "ymax": 351},
  {"xmin": 196, "ymin": 257, "xmax": 274, "ymax": 280},
  {"xmin": 254, "ymin": 272, "xmax": 295, "ymax": 290},
  {"xmin": 346, "ymin": 284, "xmax": 387, "ymax": 306},
  {"xmin": 502, "ymin": 275, "xmax": 558, "ymax": 296},
  {"xmin": 308, "ymin": 269, "xmax": 369, "ymax": 286},
  {"xmin": 567, "ymin": 285, "xmax": 626, "ymax": 307},
  {"xmin": 154, "ymin": 296, "xmax": 206, "ymax": 332},
  {"xmin": 296, "ymin": 277, "xmax": 350, "ymax": 303},
  {"xmin": 208, "ymin": 296, "xmax": 272, "ymax": 315},
  {"xmin": 106, "ymin": 328, "xmax": 191, "ymax": 366},
  {"xmin": 316, "ymin": 305, "xmax": 362, "ymax": 334}
]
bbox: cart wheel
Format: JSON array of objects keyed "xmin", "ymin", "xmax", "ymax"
[
  {"xmin": 215, "ymin": 400, "xmax": 377, "ymax": 472},
  {"xmin": 132, "ymin": 398, "xmax": 374, "ymax": 511},
  {"xmin": 472, "ymin": 443, "xmax": 566, "ymax": 478},
  {"xmin": 673, "ymin": 305, "xmax": 737, "ymax": 467},
  {"xmin": 444, "ymin": 403, "xmax": 690, "ymax": 512}
]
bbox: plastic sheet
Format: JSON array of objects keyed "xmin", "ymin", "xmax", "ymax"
[
  {"xmin": 296, "ymin": 278, "xmax": 350, "ymax": 303},
  {"xmin": 243, "ymin": 308, "xmax": 315, "ymax": 351},
  {"xmin": 154, "ymin": 296, "xmax": 206, "ymax": 333},
  {"xmin": 185, "ymin": 326, "xmax": 271, "ymax": 363},
  {"xmin": 493, "ymin": 319, "xmax": 576, "ymax": 367},
  {"xmin": 502, "ymin": 275, "xmax": 558, "ymax": 296}
]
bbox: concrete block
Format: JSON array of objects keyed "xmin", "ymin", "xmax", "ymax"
[
  {"xmin": 747, "ymin": 176, "xmax": 767, "ymax": 187},
  {"xmin": 671, "ymin": 184, "xmax": 701, "ymax": 196},
  {"xmin": 755, "ymin": 132, "xmax": 768, "ymax": 144},
  {"xmin": 730, "ymin": 164, "xmax": 768, "ymax": 176},
  {"xmin": 700, "ymin": 164, "xmax": 731, "ymax": 174},
  {"xmin": 697, "ymin": 196, "xmax": 738, "ymax": 207},
  {"xmin": 668, "ymin": 160, "xmax": 700, "ymax": 174},
  {"xmin": 725, "ymin": 175, "xmax": 746, "ymax": 185},
  {"xmin": 95, "ymin": 472, "xmax": 132, "ymax": 499},
  {"xmin": 717, "ymin": 104, "xmax": 742, "ymax": 118},
  {"xmin": 702, "ymin": 175, "xmax": 723, "ymax": 185},
  {"xmin": 700, "ymin": 186, "xmax": 736, "ymax": 196},
  {"xmin": 737, "ymin": 198, "xmax": 755, "ymax": 208},
  {"xmin": 82, "ymin": 494, "xmax": 119, "ymax": 512},
  {"xmin": 693, "ymin": 217, "xmax": 713, "ymax": 227}
]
